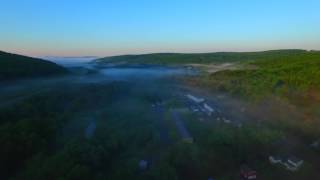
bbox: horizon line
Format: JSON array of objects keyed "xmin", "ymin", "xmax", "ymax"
[{"xmin": 2, "ymin": 48, "xmax": 319, "ymax": 60}]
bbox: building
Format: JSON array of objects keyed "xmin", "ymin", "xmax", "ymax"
[
  {"xmin": 186, "ymin": 94, "xmax": 205, "ymax": 104},
  {"xmin": 269, "ymin": 156, "xmax": 282, "ymax": 164},
  {"xmin": 269, "ymin": 155, "xmax": 304, "ymax": 171},
  {"xmin": 190, "ymin": 106, "xmax": 200, "ymax": 112},
  {"xmin": 310, "ymin": 140, "xmax": 320, "ymax": 149},
  {"xmin": 240, "ymin": 165, "xmax": 257, "ymax": 180},
  {"xmin": 203, "ymin": 103, "xmax": 214, "ymax": 116},
  {"xmin": 286, "ymin": 156, "xmax": 304, "ymax": 171},
  {"xmin": 222, "ymin": 118, "xmax": 231, "ymax": 124}
]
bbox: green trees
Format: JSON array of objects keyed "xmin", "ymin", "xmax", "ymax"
[
  {"xmin": 0, "ymin": 82, "xmax": 130, "ymax": 179},
  {"xmin": 0, "ymin": 51, "xmax": 67, "ymax": 81},
  {"xmin": 0, "ymin": 119, "xmax": 55, "ymax": 178},
  {"xmin": 95, "ymin": 49, "xmax": 311, "ymax": 65},
  {"xmin": 197, "ymin": 51, "xmax": 320, "ymax": 101}
]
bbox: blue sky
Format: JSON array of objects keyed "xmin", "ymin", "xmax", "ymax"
[{"xmin": 0, "ymin": 0, "xmax": 319, "ymax": 56}]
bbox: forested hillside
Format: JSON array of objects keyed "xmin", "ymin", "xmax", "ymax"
[
  {"xmin": 0, "ymin": 51, "xmax": 67, "ymax": 81},
  {"xmin": 187, "ymin": 50, "xmax": 320, "ymax": 139},
  {"xmin": 95, "ymin": 49, "xmax": 310, "ymax": 65},
  {"xmin": 189, "ymin": 50, "xmax": 320, "ymax": 100}
]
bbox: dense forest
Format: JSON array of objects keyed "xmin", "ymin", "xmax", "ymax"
[
  {"xmin": 186, "ymin": 51, "xmax": 320, "ymax": 103},
  {"xmin": 0, "ymin": 51, "xmax": 67, "ymax": 81},
  {"xmin": 189, "ymin": 50, "xmax": 320, "ymax": 98},
  {"xmin": 1, "ymin": 49, "xmax": 320, "ymax": 179},
  {"xmin": 187, "ymin": 50, "xmax": 320, "ymax": 139},
  {"xmin": 1, "ymin": 80, "xmax": 310, "ymax": 180},
  {"xmin": 0, "ymin": 82, "xmax": 135, "ymax": 179},
  {"xmin": 95, "ymin": 49, "xmax": 311, "ymax": 65}
]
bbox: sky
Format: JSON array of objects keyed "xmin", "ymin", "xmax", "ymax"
[{"xmin": 0, "ymin": 0, "xmax": 319, "ymax": 57}]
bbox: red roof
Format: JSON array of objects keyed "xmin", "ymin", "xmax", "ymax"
[{"xmin": 240, "ymin": 168, "xmax": 257, "ymax": 179}]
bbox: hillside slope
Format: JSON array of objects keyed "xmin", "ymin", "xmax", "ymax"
[
  {"xmin": 187, "ymin": 50, "xmax": 320, "ymax": 136},
  {"xmin": 189, "ymin": 50, "xmax": 320, "ymax": 99},
  {"xmin": 0, "ymin": 51, "xmax": 67, "ymax": 80},
  {"xmin": 95, "ymin": 49, "xmax": 309, "ymax": 65}
]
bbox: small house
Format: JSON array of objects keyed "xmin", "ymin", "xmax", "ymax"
[
  {"xmin": 269, "ymin": 156, "xmax": 282, "ymax": 164},
  {"xmin": 203, "ymin": 103, "xmax": 214, "ymax": 116},
  {"xmin": 191, "ymin": 106, "xmax": 199, "ymax": 112},
  {"xmin": 240, "ymin": 165, "xmax": 257, "ymax": 180},
  {"xmin": 223, "ymin": 118, "xmax": 231, "ymax": 124},
  {"xmin": 310, "ymin": 140, "xmax": 320, "ymax": 149},
  {"xmin": 186, "ymin": 94, "xmax": 205, "ymax": 104},
  {"xmin": 269, "ymin": 155, "xmax": 304, "ymax": 171},
  {"xmin": 286, "ymin": 156, "xmax": 304, "ymax": 171}
]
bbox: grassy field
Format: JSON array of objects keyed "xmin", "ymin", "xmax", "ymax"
[{"xmin": 0, "ymin": 51, "xmax": 67, "ymax": 81}]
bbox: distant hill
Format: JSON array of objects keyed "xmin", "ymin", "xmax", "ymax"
[
  {"xmin": 42, "ymin": 56, "xmax": 99, "ymax": 66},
  {"xmin": 0, "ymin": 51, "xmax": 68, "ymax": 81},
  {"xmin": 187, "ymin": 49, "xmax": 320, "ymax": 101},
  {"xmin": 94, "ymin": 49, "xmax": 310, "ymax": 65}
]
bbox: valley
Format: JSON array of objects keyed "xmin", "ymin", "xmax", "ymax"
[{"xmin": 0, "ymin": 50, "xmax": 320, "ymax": 180}]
